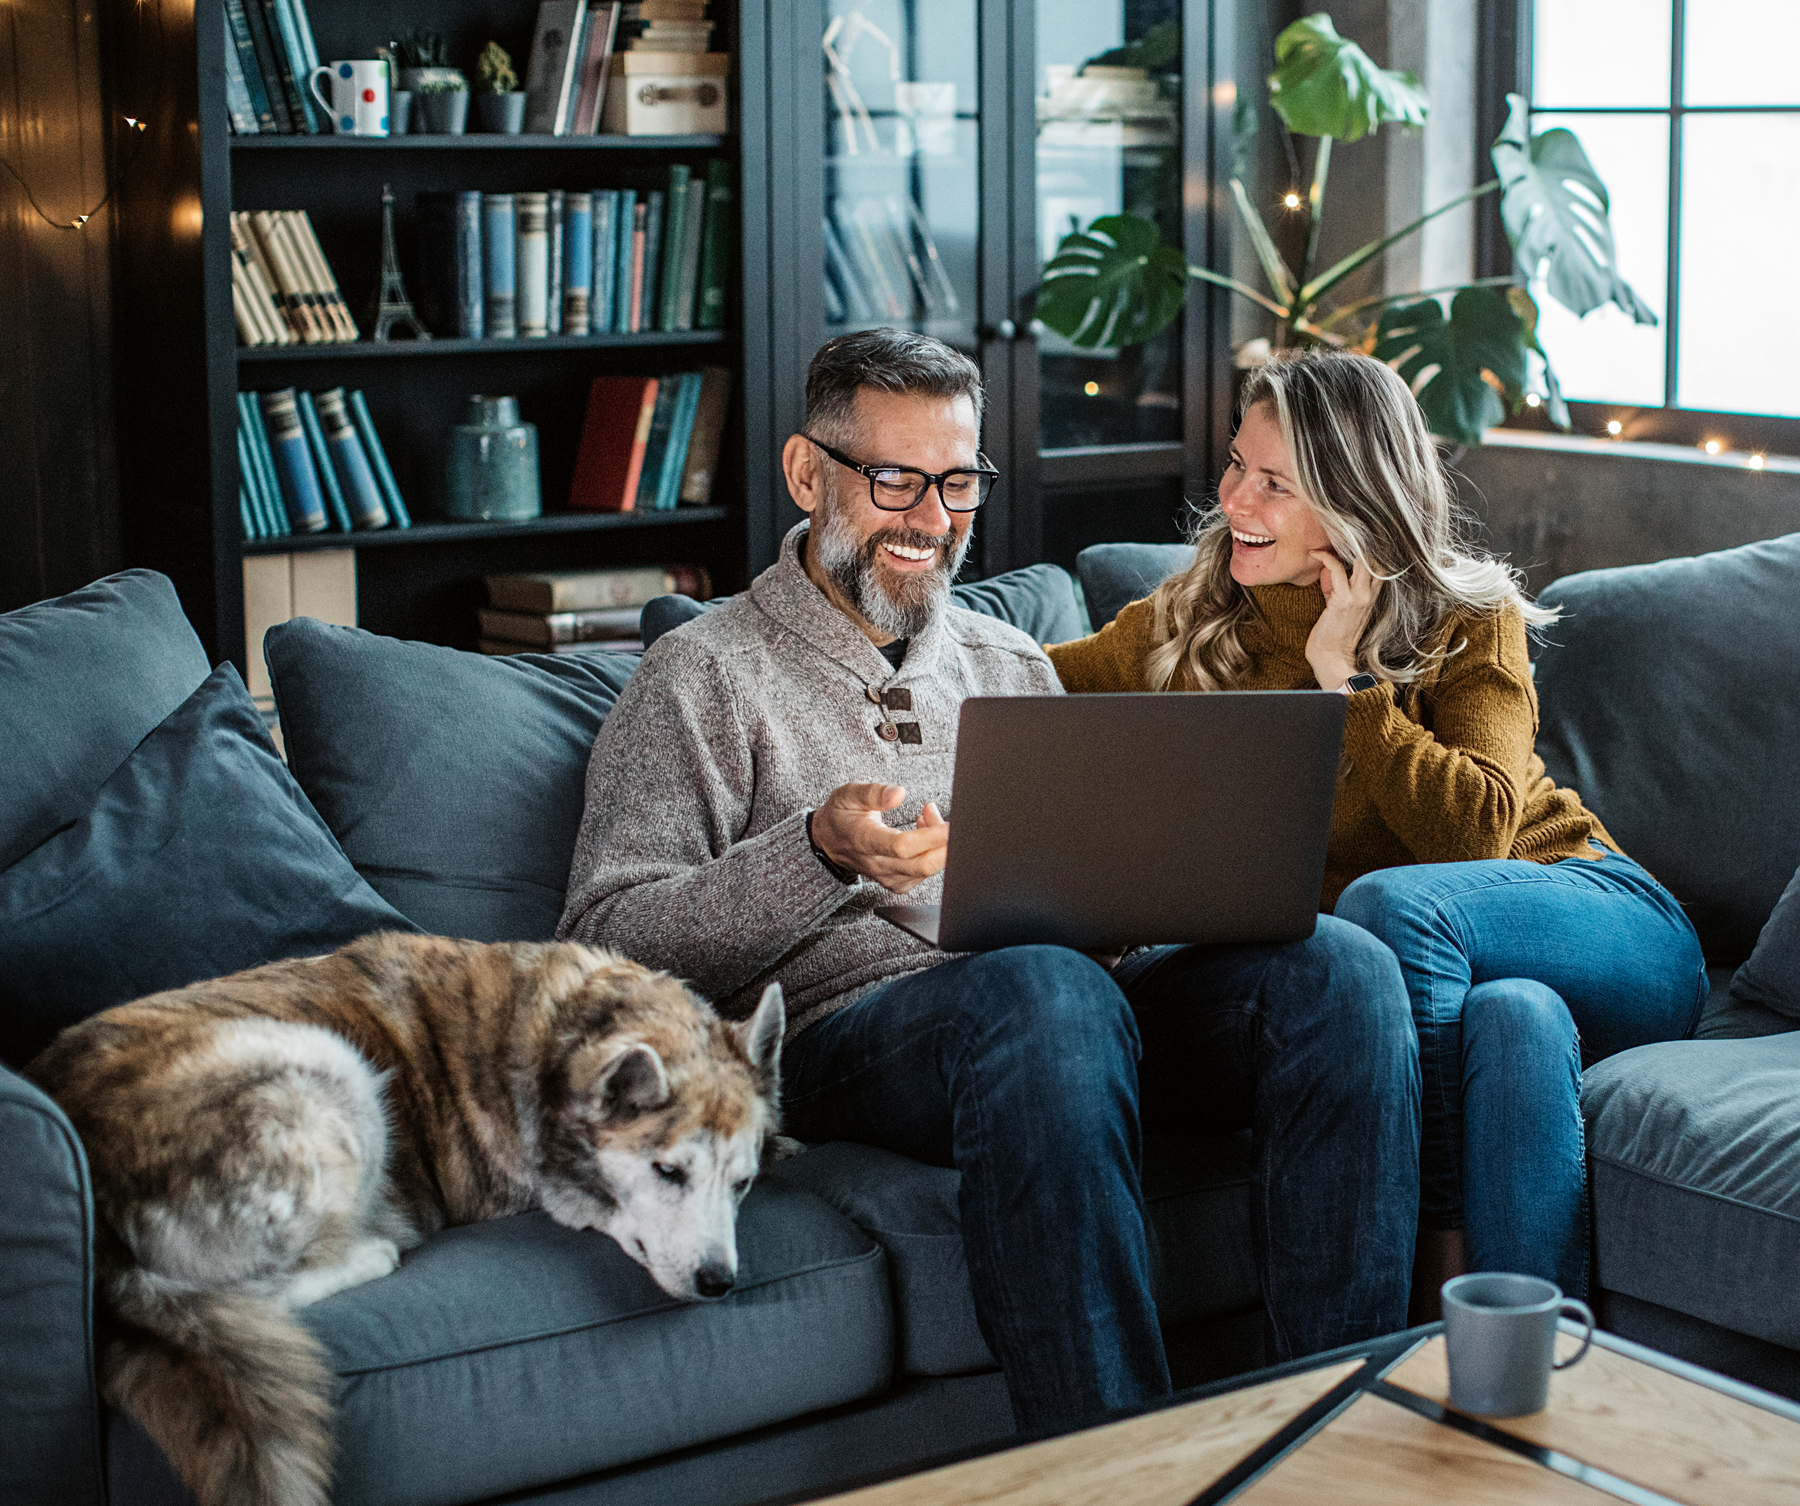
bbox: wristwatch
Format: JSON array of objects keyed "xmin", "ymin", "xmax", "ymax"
[
  {"xmin": 1341, "ymin": 673, "xmax": 1380, "ymax": 695},
  {"xmin": 806, "ymin": 809, "xmax": 860, "ymax": 886}
]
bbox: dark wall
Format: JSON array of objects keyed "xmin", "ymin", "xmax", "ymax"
[{"xmin": 0, "ymin": 0, "xmax": 125, "ymax": 612}]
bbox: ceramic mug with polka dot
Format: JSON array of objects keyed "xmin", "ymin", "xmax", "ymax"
[{"xmin": 309, "ymin": 61, "xmax": 390, "ymax": 136}]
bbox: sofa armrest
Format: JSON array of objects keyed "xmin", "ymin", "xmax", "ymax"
[{"xmin": 0, "ymin": 1062, "xmax": 105, "ymax": 1506}]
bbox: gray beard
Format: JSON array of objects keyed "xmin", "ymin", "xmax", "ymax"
[{"xmin": 810, "ymin": 489, "xmax": 971, "ymax": 640}]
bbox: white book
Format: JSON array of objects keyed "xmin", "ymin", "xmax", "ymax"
[
  {"xmin": 516, "ymin": 191, "xmax": 551, "ymax": 337},
  {"xmin": 523, "ymin": 0, "xmax": 589, "ymax": 135}
]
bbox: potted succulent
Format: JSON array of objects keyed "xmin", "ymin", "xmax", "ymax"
[
  {"xmin": 398, "ymin": 32, "xmax": 468, "ymax": 135},
  {"xmin": 475, "ymin": 43, "xmax": 527, "ymax": 134}
]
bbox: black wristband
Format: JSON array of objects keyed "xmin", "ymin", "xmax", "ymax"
[{"xmin": 806, "ymin": 809, "xmax": 859, "ymax": 886}]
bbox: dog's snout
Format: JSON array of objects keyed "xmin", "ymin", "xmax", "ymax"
[{"xmin": 695, "ymin": 1264, "xmax": 735, "ymax": 1300}]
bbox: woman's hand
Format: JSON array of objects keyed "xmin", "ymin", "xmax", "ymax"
[{"xmin": 1305, "ymin": 549, "xmax": 1381, "ymax": 690}]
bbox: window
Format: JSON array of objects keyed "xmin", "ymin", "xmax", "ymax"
[{"xmin": 1526, "ymin": 0, "xmax": 1800, "ymax": 442}]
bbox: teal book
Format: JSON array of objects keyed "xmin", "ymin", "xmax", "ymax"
[
  {"xmin": 236, "ymin": 0, "xmax": 294, "ymax": 133},
  {"xmin": 632, "ymin": 377, "xmax": 681, "ymax": 511},
  {"xmin": 656, "ymin": 164, "xmax": 691, "ymax": 332},
  {"xmin": 317, "ymin": 388, "xmax": 389, "ymax": 528},
  {"xmin": 266, "ymin": 0, "xmax": 322, "ymax": 132},
  {"xmin": 222, "ymin": 19, "xmax": 260, "ymax": 134},
  {"xmin": 637, "ymin": 190, "xmax": 665, "ymax": 334},
  {"xmin": 655, "ymin": 372, "xmax": 703, "ymax": 511},
  {"xmin": 236, "ymin": 425, "xmax": 268, "ymax": 538},
  {"xmin": 590, "ymin": 190, "xmax": 618, "ymax": 332},
  {"xmin": 260, "ymin": 388, "xmax": 329, "ymax": 531},
  {"xmin": 240, "ymin": 485, "xmax": 259, "ymax": 541},
  {"xmin": 238, "ymin": 394, "xmax": 287, "ymax": 536},
  {"xmin": 611, "ymin": 188, "xmax": 636, "ymax": 333},
  {"xmin": 346, "ymin": 390, "xmax": 411, "ymax": 527},
  {"xmin": 223, "ymin": 0, "xmax": 276, "ymax": 134},
  {"xmin": 295, "ymin": 391, "xmax": 354, "ymax": 532}
]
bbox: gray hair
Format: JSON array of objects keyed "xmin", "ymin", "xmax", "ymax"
[{"xmin": 803, "ymin": 328, "xmax": 985, "ymax": 446}]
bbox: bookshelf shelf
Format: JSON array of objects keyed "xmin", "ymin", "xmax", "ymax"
[
  {"xmin": 241, "ymin": 506, "xmax": 731, "ymax": 554},
  {"xmin": 230, "ymin": 133, "xmax": 727, "ymax": 151},
  {"xmin": 237, "ymin": 331, "xmax": 731, "ymax": 363}
]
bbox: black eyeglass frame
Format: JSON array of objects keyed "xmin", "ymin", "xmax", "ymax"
[{"xmin": 802, "ymin": 434, "xmax": 1000, "ymax": 513}]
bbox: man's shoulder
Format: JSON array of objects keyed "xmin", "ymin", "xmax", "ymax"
[{"xmin": 941, "ymin": 602, "xmax": 1053, "ymax": 660}]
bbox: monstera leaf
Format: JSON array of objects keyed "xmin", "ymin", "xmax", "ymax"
[
  {"xmin": 1492, "ymin": 94, "xmax": 1656, "ymax": 324},
  {"xmin": 1268, "ymin": 13, "xmax": 1428, "ymax": 142},
  {"xmin": 1035, "ymin": 214, "xmax": 1190, "ymax": 348},
  {"xmin": 1374, "ymin": 287, "xmax": 1529, "ymax": 445}
]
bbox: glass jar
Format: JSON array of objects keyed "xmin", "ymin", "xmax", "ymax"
[{"xmin": 445, "ymin": 395, "xmax": 540, "ymax": 521}]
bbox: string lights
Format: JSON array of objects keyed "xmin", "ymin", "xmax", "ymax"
[{"xmin": 1283, "ymin": 191, "xmax": 1302, "ymax": 209}]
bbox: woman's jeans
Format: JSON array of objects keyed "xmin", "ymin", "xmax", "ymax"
[{"xmin": 1336, "ymin": 846, "xmax": 1706, "ymax": 1297}]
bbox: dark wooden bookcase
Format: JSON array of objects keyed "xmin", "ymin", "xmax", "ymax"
[{"xmin": 109, "ymin": 0, "xmax": 775, "ymax": 668}]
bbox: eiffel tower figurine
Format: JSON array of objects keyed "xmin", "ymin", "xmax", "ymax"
[{"xmin": 370, "ymin": 183, "xmax": 430, "ymax": 342}]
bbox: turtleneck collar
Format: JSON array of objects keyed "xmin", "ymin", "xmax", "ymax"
[{"xmin": 1249, "ymin": 582, "xmax": 1327, "ymax": 640}]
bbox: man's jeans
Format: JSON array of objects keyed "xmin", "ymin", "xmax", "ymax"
[
  {"xmin": 1337, "ymin": 847, "xmax": 1707, "ymax": 1297},
  {"xmin": 781, "ymin": 919, "xmax": 1419, "ymax": 1433}
]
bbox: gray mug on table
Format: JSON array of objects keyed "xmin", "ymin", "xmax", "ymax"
[{"xmin": 1442, "ymin": 1272, "xmax": 1595, "ymax": 1416}]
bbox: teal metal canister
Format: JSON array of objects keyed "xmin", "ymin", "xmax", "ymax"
[{"xmin": 445, "ymin": 396, "xmax": 540, "ymax": 521}]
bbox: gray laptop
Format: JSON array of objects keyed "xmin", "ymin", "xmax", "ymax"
[{"xmin": 877, "ymin": 693, "xmax": 1345, "ymax": 952}]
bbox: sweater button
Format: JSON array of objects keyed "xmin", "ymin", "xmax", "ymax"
[
  {"xmin": 866, "ymin": 685, "xmax": 882, "ymax": 704},
  {"xmin": 877, "ymin": 722, "xmax": 899, "ymax": 741}
]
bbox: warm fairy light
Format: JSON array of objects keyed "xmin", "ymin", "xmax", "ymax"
[
  {"xmin": 1703, "ymin": 439, "xmax": 1721, "ymax": 454},
  {"xmin": 1749, "ymin": 453, "xmax": 1765, "ymax": 470},
  {"xmin": 1282, "ymin": 191, "xmax": 1301, "ymax": 209},
  {"xmin": 1605, "ymin": 420, "xmax": 1623, "ymax": 435},
  {"xmin": 1525, "ymin": 393, "xmax": 1541, "ymax": 408},
  {"xmin": 1084, "ymin": 381, "xmax": 1099, "ymax": 396}
]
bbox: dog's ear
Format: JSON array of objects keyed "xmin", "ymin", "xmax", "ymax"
[
  {"xmin": 733, "ymin": 983, "xmax": 784, "ymax": 1094},
  {"xmin": 597, "ymin": 1044, "xmax": 670, "ymax": 1116}
]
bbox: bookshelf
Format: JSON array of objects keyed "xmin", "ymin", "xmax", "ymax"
[{"xmin": 109, "ymin": 0, "xmax": 772, "ymax": 670}]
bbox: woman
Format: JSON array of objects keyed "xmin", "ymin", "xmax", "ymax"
[{"xmin": 1048, "ymin": 350, "xmax": 1706, "ymax": 1304}]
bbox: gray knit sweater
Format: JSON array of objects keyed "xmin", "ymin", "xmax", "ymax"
[{"xmin": 557, "ymin": 522, "xmax": 1062, "ymax": 1035}]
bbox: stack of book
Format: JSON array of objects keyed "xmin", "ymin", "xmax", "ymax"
[
  {"xmin": 522, "ymin": 1, "xmax": 623, "ymax": 136},
  {"xmin": 823, "ymin": 196, "xmax": 960, "ymax": 326},
  {"xmin": 223, "ymin": 0, "xmax": 327, "ymax": 134},
  {"xmin": 603, "ymin": 0, "xmax": 730, "ymax": 135},
  {"xmin": 238, "ymin": 387, "xmax": 412, "ymax": 540},
  {"xmin": 569, "ymin": 367, "xmax": 730, "ymax": 512},
  {"xmin": 231, "ymin": 210, "xmax": 359, "ymax": 347},
  {"xmin": 414, "ymin": 162, "xmax": 732, "ymax": 340},
  {"xmin": 479, "ymin": 563, "xmax": 712, "ymax": 656}
]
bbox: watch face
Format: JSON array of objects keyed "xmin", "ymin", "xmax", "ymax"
[{"xmin": 1346, "ymin": 674, "xmax": 1379, "ymax": 694}]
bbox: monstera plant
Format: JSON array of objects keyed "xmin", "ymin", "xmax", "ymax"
[{"xmin": 1034, "ymin": 13, "xmax": 1656, "ymax": 445}]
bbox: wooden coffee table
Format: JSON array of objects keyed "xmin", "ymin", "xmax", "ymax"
[{"xmin": 801, "ymin": 1325, "xmax": 1800, "ymax": 1506}]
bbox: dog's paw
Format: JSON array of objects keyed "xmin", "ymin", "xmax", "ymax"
[{"xmin": 761, "ymin": 1134, "xmax": 806, "ymax": 1168}]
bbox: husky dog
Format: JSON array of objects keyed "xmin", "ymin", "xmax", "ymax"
[{"xmin": 27, "ymin": 932, "xmax": 784, "ymax": 1506}]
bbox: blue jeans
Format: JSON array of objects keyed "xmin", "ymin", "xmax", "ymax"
[
  {"xmin": 1336, "ymin": 848, "xmax": 1707, "ymax": 1297},
  {"xmin": 781, "ymin": 922, "xmax": 1419, "ymax": 1433}
]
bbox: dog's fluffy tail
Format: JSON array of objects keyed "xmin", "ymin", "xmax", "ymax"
[{"xmin": 104, "ymin": 1269, "xmax": 333, "ymax": 1506}]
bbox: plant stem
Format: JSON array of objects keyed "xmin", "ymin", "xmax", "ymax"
[
  {"xmin": 1301, "ymin": 136, "xmax": 1333, "ymax": 305},
  {"xmin": 1298, "ymin": 178, "xmax": 1503, "ymax": 309},
  {"xmin": 1186, "ymin": 264, "xmax": 1290, "ymax": 319},
  {"xmin": 1317, "ymin": 275, "xmax": 1523, "ymax": 333}
]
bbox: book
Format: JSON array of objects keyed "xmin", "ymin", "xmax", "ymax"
[
  {"xmin": 285, "ymin": 211, "xmax": 358, "ymax": 339},
  {"xmin": 590, "ymin": 189, "xmax": 619, "ymax": 330},
  {"xmin": 346, "ymin": 389, "xmax": 411, "ymax": 527},
  {"xmin": 523, "ymin": 0, "xmax": 588, "ymax": 135},
  {"xmin": 485, "ymin": 562, "xmax": 709, "ymax": 613},
  {"xmin": 415, "ymin": 190, "xmax": 484, "ymax": 338},
  {"xmin": 233, "ymin": 212, "xmax": 296, "ymax": 338},
  {"xmin": 259, "ymin": 389, "xmax": 329, "ymax": 532},
  {"xmin": 285, "ymin": 0, "xmax": 325, "ymax": 120},
  {"xmin": 480, "ymin": 638, "xmax": 644, "ymax": 657},
  {"xmin": 238, "ymin": 393, "xmax": 288, "ymax": 536},
  {"xmin": 655, "ymin": 165, "xmax": 691, "ymax": 332},
  {"xmin": 316, "ymin": 389, "xmax": 390, "ymax": 528},
  {"xmin": 236, "ymin": 407, "xmax": 274, "ymax": 536},
  {"xmin": 273, "ymin": 211, "xmax": 343, "ymax": 337},
  {"xmin": 561, "ymin": 191, "xmax": 593, "ymax": 335},
  {"xmin": 632, "ymin": 377, "xmax": 682, "ymax": 510},
  {"xmin": 516, "ymin": 192, "xmax": 551, "ymax": 337},
  {"xmin": 229, "ymin": 255, "xmax": 276, "ymax": 344},
  {"xmin": 265, "ymin": 0, "xmax": 321, "ymax": 133},
  {"xmin": 612, "ymin": 188, "xmax": 638, "ymax": 332},
  {"xmin": 626, "ymin": 200, "xmax": 647, "ymax": 332},
  {"xmin": 237, "ymin": 0, "xmax": 294, "ymax": 132},
  {"xmin": 694, "ymin": 159, "xmax": 732, "ymax": 329},
  {"xmin": 546, "ymin": 190, "xmax": 564, "ymax": 333},
  {"xmin": 295, "ymin": 390, "xmax": 354, "ymax": 532},
  {"xmin": 671, "ymin": 175, "xmax": 707, "ymax": 330},
  {"xmin": 223, "ymin": 0, "xmax": 276, "ymax": 133},
  {"xmin": 638, "ymin": 190, "xmax": 666, "ymax": 333},
  {"xmin": 568, "ymin": 375, "xmax": 658, "ymax": 511},
  {"xmin": 478, "ymin": 605, "xmax": 644, "ymax": 644},
  {"xmin": 821, "ymin": 213, "xmax": 870, "ymax": 322},
  {"xmin": 678, "ymin": 365, "xmax": 730, "ymax": 503},
  {"xmin": 248, "ymin": 210, "xmax": 325, "ymax": 340},
  {"xmin": 483, "ymin": 194, "xmax": 518, "ymax": 338},
  {"xmin": 628, "ymin": 22, "xmax": 713, "ymax": 51},
  {"xmin": 624, "ymin": 0, "xmax": 707, "ymax": 18},
  {"xmin": 655, "ymin": 370, "xmax": 704, "ymax": 511},
  {"xmin": 222, "ymin": 19, "xmax": 260, "ymax": 134},
  {"xmin": 569, "ymin": 2, "xmax": 622, "ymax": 133}
]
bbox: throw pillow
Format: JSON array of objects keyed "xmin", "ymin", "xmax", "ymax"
[
  {"xmin": 0, "ymin": 570, "xmax": 209, "ymax": 870},
  {"xmin": 0, "ymin": 663, "xmax": 416, "ymax": 1069},
  {"xmin": 1729, "ymin": 860, "xmax": 1800, "ymax": 1019},
  {"xmin": 1076, "ymin": 543, "xmax": 1193, "ymax": 632},
  {"xmin": 266, "ymin": 621, "xmax": 637, "ymax": 943}
]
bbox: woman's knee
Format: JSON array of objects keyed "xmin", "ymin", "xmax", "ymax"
[{"xmin": 1463, "ymin": 979, "xmax": 1577, "ymax": 1058}]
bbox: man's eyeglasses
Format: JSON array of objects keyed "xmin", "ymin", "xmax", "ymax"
[{"xmin": 804, "ymin": 435, "xmax": 999, "ymax": 513}]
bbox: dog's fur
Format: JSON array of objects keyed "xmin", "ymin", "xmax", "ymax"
[{"xmin": 27, "ymin": 932, "xmax": 784, "ymax": 1506}]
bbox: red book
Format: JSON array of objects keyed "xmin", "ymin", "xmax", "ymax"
[
  {"xmin": 569, "ymin": 376, "xmax": 661, "ymax": 511},
  {"xmin": 628, "ymin": 203, "xmax": 647, "ymax": 333}
]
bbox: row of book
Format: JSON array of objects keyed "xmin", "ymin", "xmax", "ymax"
[
  {"xmin": 572, "ymin": 368, "xmax": 730, "ymax": 512},
  {"xmin": 479, "ymin": 562, "xmax": 712, "ymax": 656},
  {"xmin": 416, "ymin": 162, "xmax": 730, "ymax": 341},
  {"xmin": 231, "ymin": 210, "xmax": 358, "ymax": 347},
  {"xmin": 521, "ymin": 0, "xmax": 721, "ymax": 137},
  {"xmin": 823, "ymin": 195, "xmax": 961, "ymax": 325},
  {"xmin": 221, "ymin": 0, "xmax": 326, "ymax": 135},
  {"xmin": 238, "ymin": 388, "xmax": 412, "ymax": 541}
]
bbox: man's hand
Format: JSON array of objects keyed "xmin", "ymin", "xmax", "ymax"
[{"xmin": 812, "ymin": 783, "xmax": 948, "ymax": 894}]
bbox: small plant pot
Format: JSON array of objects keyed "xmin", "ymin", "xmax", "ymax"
[
  {"xmin": 417, "ymin": 90, "xmax": 469, "ymax": 135},
  {"xmin": 387, "ymin": 90, "xmax": 414, "ymax": 135},
  {"xmin": 475, "ymin": 92, "xmax": 527, "ymax": 134}
]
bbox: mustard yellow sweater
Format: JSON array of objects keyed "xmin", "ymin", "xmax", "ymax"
[{"xmin": 1046, "ymin": 585, "xmax": 1617, "ymax": 911}]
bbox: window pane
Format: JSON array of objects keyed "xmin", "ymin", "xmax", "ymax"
[
  {"xmin": 1685, "ymin": 0, "xmax": 1800, "ymax": 106},
  {"xmin": 1678, "ymin": 114, "xmax": 1800, "ymax": 417},
  {"xmin": 1532, "ymin": 0, "xmax": 1670, "ymax": 109},
  {"xmin": 1527, "ymin": 113, "xmax": 1668, "ymax": 406}
]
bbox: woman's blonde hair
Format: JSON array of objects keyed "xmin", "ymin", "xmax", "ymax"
[{"xmin": 1144, "ymin": 349, "xmax": 1554, "ymax": 692}]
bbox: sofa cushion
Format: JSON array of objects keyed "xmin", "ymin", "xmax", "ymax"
[
  {"xmin": 1075, "ymin": 543, "xmax": 1192, "ymax": 631},
  {"xmin": 1584, "ymin": 1033, "xmax": 1800, "ymax": 1351},
  {"xmin": 0, "ymin": 664, "xmax": 415, "ymax": 1069},
  {"xmin": 1730, "ymin": 860, "xmax": 1800, "ymax": 1021},
  {"xmin": 1533, "ymin": 532, "xmax": 1800, "ymax": 963},
  {"xmin": 266, "ymin": 621, "xmax": 638, "ymax": 942},
  {"xmin": 640, "ymin": 564, "xmax": 1087, "ymax": 652},
  {"xmin": 765, "ymin": 1131, "xmax": 1257, "ymax": 1377},
  {"xmin": 304, "ymin": 1181, "xmax": 891, "ymax": 1506},
  {"xmin": 0, "ymin": 570, "xmax": 209, "ymax": 871}
]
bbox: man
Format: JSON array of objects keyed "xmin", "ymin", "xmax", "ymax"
[{"xmin": 560, "ymin": 328, "xmax": 1419, "ymax": 1433}]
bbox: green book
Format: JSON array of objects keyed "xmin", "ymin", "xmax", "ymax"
[
  {"xmin": 656, "ymin": 164, "xmax": 691, "ymax": 332},
  {"xmin": 632, "ymin": 378, "xmax": 682, "ymax": 511},
  {"xmin": 238, "ymin": 393, "xmax": 288, "ymax": 536},
  {"xmin": 655, "ymin": 372, "xmax": 703, "ymax": 511},
  {"xmin": 694, "ymin": 159, "xmax": 732, "ymax": 331},
  {"xmin": 346, "ymin": 389, "xmax": 412, "ymax": 527}
]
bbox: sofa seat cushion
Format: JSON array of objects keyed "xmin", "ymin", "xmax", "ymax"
[
  {"xmin": 304, "ymin": 1181, "xmax": 891, "ymax": 1506},
  {"xmin": 266, "ymin": 621, "xmax": 638, "ymax": 942},
  {"xmin": 1075, "ymin": 543, "xmax": 1192, "ymax": 631},
  {"xmin": 765, "ymin": 1131, "xmax": 1256, "ymax": 1377},
  {"xmin": 1584, "ymin": 1034, "xmax": 1800, "ymax": 1351}
]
